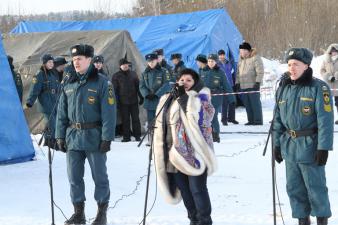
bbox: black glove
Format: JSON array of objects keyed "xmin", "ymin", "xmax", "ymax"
[
  {"xmin": 56, "ymin": 138, "xmax": 67, "ymax": 153},
  {"xmin": 253, "ymin": 82, "xmax": 260, "ymax": 90},
  {"xmin": 145, "ymin": 93, "xmax": 157, "ymax": 100},
  {"xmin": 100, "ymin": 140, "xmax": 111, "ymax": 153},
  {"xmin": 315, "ymin": 150, "xmax": 328, "ymax": 166},
  {"xmin": 274, "ymin": 147, "xmax": 283, "ymax": 164},
  {"xmin": 173, "ymin": 84, "xmax": 186, "ymax": 99},
  {"xmin": 330, "ymin": 76, "xmax": 336, "ymax": 82},
  {"xmin": 234, "ymin": 83, "xmax": 240, "ymax": 91},
  {"xmin": 139, "ymin": 96, "xmax": 144, "ymax": 105}
]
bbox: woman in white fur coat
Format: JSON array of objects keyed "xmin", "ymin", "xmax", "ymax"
[{"xmin": 153, "ymin": 68, "xmax": 217, "ymax": 225}]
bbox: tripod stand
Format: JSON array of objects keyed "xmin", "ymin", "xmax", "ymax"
[{"xmin": 138, "ymin": 91, "xmax": 176, "ymax": 225}]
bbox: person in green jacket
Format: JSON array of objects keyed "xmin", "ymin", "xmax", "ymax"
[
  {"xmin": 195, "ymin": 54, "xmax": 208, "ymax": 77},
  {"xmin": 273, "ymin": 48, "xmax": 333, "ymax": 225},
  {"xmin": 56, "ymin": 44, "xmax": 116, "ymax": 225},
  {"xmin": 201, "ymin": 54, "xmax": 235, "ymax": 142},
  {"xmin": 7, "ymin": 55, "xmax": 23, "ymax": 103},
  {"xmin": 139, "ymin": 53, "xmax": 170, "ymax": 126},
  {"xmin": 26, "ymin": 53, "xmax": 60, "ymax": 149}
]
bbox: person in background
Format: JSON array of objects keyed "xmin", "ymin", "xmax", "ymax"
[
  {"xmin": 112, "ymin": 58, "xmax": 142, "ymax": 142},
  {"xmin": 273, "ymin": 48, "xmax": 333, "ymax": 225},
  {"xmin": 7, "ymin": 55, "xmax": 23, "ymax": 103},
  {"xmin": 26, "ymin": 54, "xmax": 60, "ymax": 149},
  {"xmin": 153, "ymin": 68, "xmax": 216, "ymax": 225},
  {"xmin": 235, "ymin": 42, "xmax": 264, "ymax": 125},
  {"xmin": 93, "ymin": 55, "xmax": 108, "ymax": 76},
  {"xmin": 217, "ymin": 49, "xmax": 238, "ymax": 125},
  {"xmin": 195, "ymin": 54, "xmax": 208, "ymax": 77},
  {"xmin": 320, "ymin": 43, "xmax": 338, "ymax": 124},
  {"xmin": 53, "ymin": 56, "xmax": 68, "ymax": 82},
  {"xmin": 154, "ymin": 48, "xmax": 173, "ymax": 80},
  {"xmin": 170, "ymin": 53, "xmax": 186, "ymax": 81}
]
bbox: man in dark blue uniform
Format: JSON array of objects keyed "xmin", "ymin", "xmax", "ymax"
[
  {"xmin": 153, "ymin": 48, "xmax": 173, "ymax": 79},
  {"xmin": 273, "ymin": 48, "xmax": 333, "ymax": 225},
  {"xmin": 26, "ymin": 53, "xmax": 60, "ymax": 149},
  {"xmin": 170, "ymin": 53, "xmax": 186, "ymax": 81},
  {"xmin": 56, "ymin": 44, "xmax": 116, "ymax": 225}
]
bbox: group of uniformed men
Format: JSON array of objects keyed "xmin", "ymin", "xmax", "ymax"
[{"xmin": 7, "ymin": 41, "xmax": 336, "ymax": 225}]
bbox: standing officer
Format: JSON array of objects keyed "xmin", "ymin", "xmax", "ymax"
[
  {"xmin": 153, "ymin": 48, "xmax": 173, "ymax": 76},
  {"xmin": 218, "ymin": 49, "xmax": 238, "ymax": 125},
  {"xmin": 53, "ymin": 56, "xmax": 68, "ymax": 82},
  {"xmin": 273, "ymin": 48, "xmax": 333, "ymax": 225},
  {"xmin": 139, "ymin": 53, "xmax": 170, "ymax": 130},
  {"xmin": 195, "ymin": 54, "xmax": 208, "ymax": 77},
  {"xmin": 112, "ymin": 58, "xmax": 142, "ymax": 142},
  {"xmin": 235, "ymin": 42, "xmax": 264, "ymax": 125},
  {"xmin": 93, "ymin": 55, "xmax": 108, "ymax": 76},
  {"xmin": 26, "ymin": 53, "xmax": 60, "ymax": 149},
  {"xmin": 170, "ymin": 53, "xmax": 186, "ymax": 81},
  {"xmin": 7, "ymin": 55, "xmax": 23, "ymax": 103},
  {"xmin": 55, "ymin": 44, "xmax": 116, "ymax": 225},
  {"xmin": 201, "ymin": 54, "xmax": 235, "ymax": 142}
]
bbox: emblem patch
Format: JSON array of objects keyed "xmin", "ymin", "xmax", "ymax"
[
  {"xmin": 213, "ymin": 79, "xmax": 220, "ymax": 85},
  {"xmin": 323, "ymin": 90, "xmax": 332, "ymax": 112},
  {"xmin": 88, "ymin": 96, "xmax": 96, "ymax": 104},
  {"xmin": 108, "ymin": 82, "xmax": 115, "ymax": 105},
  {"xmin": 32, "ymin": 76, "xmax": 38, "ymax": 84},
  {"xmin": 302, "ymin": 106, "xmax": 311, "ymax": 115}
]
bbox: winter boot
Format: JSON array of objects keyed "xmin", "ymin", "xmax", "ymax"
[
  {"xmin": 91, "ymin": 202, "xmax": 108, "ymax": 225},
  {"xmin": 212, "ymin": 132, "xmax": 220, "ymax": 143},
  {"xmin": 298, "ymin": 217, "xmax": 310, "ymax": 225},
  {"xmin": 64, "ymin": 202, "xmax": 86, "ymax": 225},
  {"xmin": 317, "ymin": 217, "xmax": 328, "ymax": 225},
  {"xmin": 188, "ymin": 210, "xmax": 198, "ymax": 225}
]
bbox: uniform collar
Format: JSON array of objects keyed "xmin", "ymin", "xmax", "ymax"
[{"xmin": 283, "ymin": 67, "xmax": 313, "ymax": 86}]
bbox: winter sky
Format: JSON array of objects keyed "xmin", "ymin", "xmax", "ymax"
[{"xmin": 0, "ymin": 0, "xmax": 137, "ymax": 15}]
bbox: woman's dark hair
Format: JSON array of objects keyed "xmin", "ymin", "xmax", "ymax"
[{"xmin": 178, "ymin": 68, "xmax": 200, "ymax": 83}]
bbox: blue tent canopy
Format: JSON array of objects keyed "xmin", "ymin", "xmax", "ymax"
[
  {"xmin": 0, "ymin": 32, "xmax": 35, "ymax": 164},
  {"xmin": 11, "ymin": 9, "xmax": 242, "ymax": 68}
]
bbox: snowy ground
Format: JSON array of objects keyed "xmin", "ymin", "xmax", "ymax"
[
  {"xmin": 1, "ymin": 56, "xmax": 338, "ymax": 225},
  {"xmin": 1, "ymin": 97, "xmax": 338, "ymax": 225}
]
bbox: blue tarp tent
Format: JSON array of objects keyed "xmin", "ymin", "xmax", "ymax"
[
  {"xmin": 0, "ymin": 33, "xmax": 35, "ymax": 164},
  {"xmin": 11, "ymin": 9, "xmax": 243, "ymax": 68}
]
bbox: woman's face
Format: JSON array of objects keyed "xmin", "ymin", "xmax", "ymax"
[
  {"xmin": 287, "ymin": 59, "xmax": 308, "ymax": 80},
  {"xmin": 207, "ymin": 59, "xmax": 216, "ymax": 69},
  {"xmin": 178, "ymin": 74, "xmax": 195, "ymax": 91},
  {"xmin": 45, "ymin": 60, "xmax": 54, "ymax": 70}
]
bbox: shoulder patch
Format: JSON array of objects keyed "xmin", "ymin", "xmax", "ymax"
[
  {"xmin": 108, "ymin": 81, "xmax": 115, "ymax": 105},
  {"xmin": 32, "ymin": 76, "xmax": 38, "ymax": 84}
]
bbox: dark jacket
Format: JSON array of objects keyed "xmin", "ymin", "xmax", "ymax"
[
  {"xmin": 9, "ymin": 63, "xmax": 23, "ymax": 103},
  {"xmin": 172, "ymin": 61, "xmax": 186, "ymax": 81},
  {"xmin": 55, "ymin": 65, "xmax": 117, "ymax": 151},
  {"xmin": 112, "ymin": 69, "xmax": 141, "ymax": 105}
]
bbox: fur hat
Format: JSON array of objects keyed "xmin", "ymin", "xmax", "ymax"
[
  {"xmin": 239, "ymin": 42, "xmax": 252, "ymax": 51},
  {"xmin": 145, "ymin": 53, "xmax": 158, "ymax": 62},
  {"xmin": 70, "ymin": 44, "xmax": 94, "ymax": 58},
  {"xmin": 93, "ymin": 55, "xmax": 104, "ymax": 63},
  {"xmin": 195, "ymin": 54, "xmax": 207, "ymax": 64},
  {"xmin": 54, "ymin": 57, "xmax": 67, "ymax": 67},
  {"xmin": 41, "ymin": 54, "xmax": 54, "ymax": 64},
  {"xmin": 178, "ymin": 68, "xmax": 200, "ymax": 84},
  {"xmin": 170, "ymin": 53, "xmax": 182, "ymax": 60},
  {"xmin": 153, "ymin": 48, "xmax": 164, "ymax": 56},
  {"xmin": 285, "ymin": 48, "xmax": 313, "ymax": 65},
  {"xmin": 207, "ymin": 54, "xmax": 218, "ymax": 61}
]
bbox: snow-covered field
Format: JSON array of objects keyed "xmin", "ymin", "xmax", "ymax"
[
  {"xmin": 1, "ymin": 100, "xmax": 338, "ymax": 225},
  {"xmin": 1, "ymin": 57, "xmax": 337, "ymax": 225}
]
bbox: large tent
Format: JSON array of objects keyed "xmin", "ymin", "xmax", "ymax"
[
  {"xmin": 11, "ymin": 9, "xmax": 243, "ymax": 68},
  {"xmin": 0, "ymin": 31, "xmax": 35, "ymax": 164},
  {"xmin": 3, "ymin": 30, "xmax": 146, "ymax": 134}
]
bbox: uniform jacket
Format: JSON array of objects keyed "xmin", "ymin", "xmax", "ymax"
[
  {"xmin": 160, "ymin": 59, "xmax": 173, "ymax": 79},
  {"xmin": 153, "ymin": 84, "xmax": 217, "ymax": 204},
  {"xmin": 55, "ymin": 65, "xmax": 117, "ymax": 151},
  {"xmin": 273, "ymin": 68, "xmax": 334, "ymax": 163},
  {"xmin": 172, "ymin": 61, "xmax": 186, "ymax": 81},
  {"xmin": 112, "ymin": 69, "xmax": 141, "ymax": 105},
  {"xmin": 10, "ymin": 66, "xmax": 23, "ymax": 103},
  {"xmin": 26, "ymin": 67, "xmax": 60, "ymax": 114},
  {"xmin": 236, "ymin": 49, "xmax": 264, "ymax": 89},
  {"xmin": 320, "ymin": 43, "xmax": 338, "ymax": 96},
  {"xmin": 201, "ymin": 65, "xmax": 235, "ymax": 107},
  {"xmin": 139, "ymin": 64, "xmax": 170, "ymax": 110}
]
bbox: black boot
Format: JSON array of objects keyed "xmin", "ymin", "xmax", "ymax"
[
  {"xmin": 317, "ymin": 217, "xmax": 328, "ymax": 225},
  {"xmin": 212, "ymin": 132, "xmax": 220, "ymax": 143},
  {"xmin": 91, "ymin": 202, "xmax": 108, "ymax": 225},
  {"xmin": 188, "ymin": 210, "xmax": 198, "ymax": 225},
  {"xmin": 65, "ymin": 202, "xmax": 86, "ymax": 225},
  {"xmin": 298, "ymin": 217, "xmax": 310, "ymax": 225}
]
